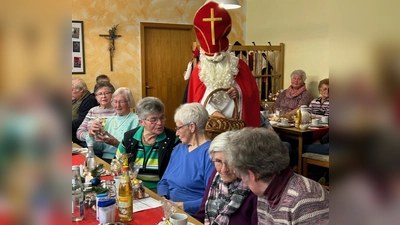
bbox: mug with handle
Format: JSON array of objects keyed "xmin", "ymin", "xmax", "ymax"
[{"xmin": 169, "ymin": 213, "xmax": 188, "ymax": 225}]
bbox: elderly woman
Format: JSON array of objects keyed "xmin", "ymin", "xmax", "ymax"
[
  {"xmin": 117, "ymin": 97, "xmax": 179, "ymax": 190},
  {"xmin": 76, "ymin": 82, "xmax": 116, "ymax": 146},
  {"xmin": 272, "ymin": 69, "xmax": 311, "ymax": 117},
  {"xmin": 87, "ymin": 87, "xmax": 139, "ymax": 163},
  {"xmin": 157, "ymin": 103, "xmax": 214, "ymax": 216},
  {"xmin": 308, "ymin": 78, "xmax": 329, "ymax": 116},
  {"xmin": 224, "ymin": 128, "xmax": 329, "ymax": 224},
  {"xmin": 194, "ymin": 131, "xmax": 258, "ymax": 225},
  {"xmin": 72, "ymin": 78, "xmax": 98, "ymax": 146}
]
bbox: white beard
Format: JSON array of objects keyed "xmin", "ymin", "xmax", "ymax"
[{"xmin": 199, "ymin": 47, "xmax": 239, "ymax": 104}]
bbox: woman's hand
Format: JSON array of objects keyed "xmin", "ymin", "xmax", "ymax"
[
  {"xmin": 173, "ymin": 201, "xmax": 184, "ymax": 210},
  {"xmin": 95, "ymin": 131, "xmax": 119, "ymax": 147},
  {"xmin": 88, "ymin": 121, "xmax": 102, "ymax": 137},
  {"xmin": 226, "ymin": 86, "xmax": 238, "ymax": 99}
]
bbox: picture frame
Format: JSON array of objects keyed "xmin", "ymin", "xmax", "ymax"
[{"xmin": 72, "ymin": 21, "xmax": 86, "ymax": 74}]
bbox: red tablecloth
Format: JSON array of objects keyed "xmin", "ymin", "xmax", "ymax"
[
  {"xmin": 311, "ymin": 127, "xmax": 329, "ymax": 139},
  {"xmin": 72, "ymin": 154, "xmax": 165, "ymax": 225}
]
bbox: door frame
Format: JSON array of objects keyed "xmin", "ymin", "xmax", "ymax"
[{"xmin": 140, "ymin": 22, "xmax": 194, "ymax": 98}]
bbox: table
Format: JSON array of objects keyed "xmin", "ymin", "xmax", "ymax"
[
  {"xmin": 272, "ymin": 125, "xmax": 328, "ymax": 174},
  {"xmin": 72, "ymin": 146, "xmax": 203, "ymax": 225}
]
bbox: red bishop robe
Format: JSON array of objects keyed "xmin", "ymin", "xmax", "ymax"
[{"xmin": 187, "ymin": 59, "xmax": 260, "ymax": 127}]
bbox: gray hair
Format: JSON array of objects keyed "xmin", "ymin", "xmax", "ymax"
[
  {"xmin": 290, "ymin": 69, "xmax": 307, "ymax": 82},
  {"xmin": 72, "ymin": 78, "xmax": 87, "ymax": 91},
  {"xmin": 112, "ymin": 87, "xmax": 135, "ymax": 108},
  {"xmin": 94, "ymin": 82, "xmax": 115, "ymax": 95},
  {"xmin": 208, "ymin": 130, "xmax": 234, "ymax": 160},
  {"xmin": 225, "ymin": 127, "xmax": 289, "ymax": 182},
  {"xmin": 174, "ymin": 102, "xmax": 208, "ymax": 133},
  {"xmin": 136, "ymin": 97, "xmax": 165, "ymax": 120}
]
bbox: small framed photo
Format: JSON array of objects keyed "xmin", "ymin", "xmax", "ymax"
[{"xmin": 72, "ymin": 21, "xmax": 85, "ymax": 74}]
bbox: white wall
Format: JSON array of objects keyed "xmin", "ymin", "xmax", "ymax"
[{"xmin": 246, "ymin": 0, "xmax": 329, "ymax": 98}]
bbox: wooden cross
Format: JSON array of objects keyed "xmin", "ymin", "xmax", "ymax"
[
  {"xmin": 99, "ymin": 24, "xmax": 122, "ymax": 71},
  {"xmin": 203, "ymin": 8, "xmax": 222, "ymax": 45}
]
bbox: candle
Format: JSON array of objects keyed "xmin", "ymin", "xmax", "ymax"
[{"xmin": 85, "ymin": 173, "xmax": 93, "ymax": 183}]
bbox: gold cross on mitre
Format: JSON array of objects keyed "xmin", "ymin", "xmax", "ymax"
[{"xmin": 202, "ymin": 8, "xmax": 222, "ymax": 45}]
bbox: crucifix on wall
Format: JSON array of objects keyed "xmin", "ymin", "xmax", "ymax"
[{"xmin": 99, "ymin": 24, "xmax": 121, "ymax": 71}]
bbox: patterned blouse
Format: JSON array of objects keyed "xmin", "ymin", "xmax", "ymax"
[{"xmin": 272, "ymin": 89, "xmax": 311, "ymax": 115}]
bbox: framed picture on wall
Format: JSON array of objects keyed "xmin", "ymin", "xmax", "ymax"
[{"xmin": 72, "ymin": 20, "xmax": 85, "ymax": 74}]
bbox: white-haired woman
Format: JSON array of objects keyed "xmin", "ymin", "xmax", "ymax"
[
  {"xmin": 272, "ymin": 69, "xmax": 311, "ymax": 117},
  {"xmin": 194, "ymin": 131, "xmax": 258, "ymax": 225},
  {"xmin": 87, "ymin": 87, "xmax": 139, "ymax": 163},
  {"xmin": 157, "ymin": 102, "xmax": 214, "ymax": 216}
]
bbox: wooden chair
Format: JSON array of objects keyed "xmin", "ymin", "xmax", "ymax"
[{"xmin": 302, "ymin": 152, "xmax": 329, "ymax": 190}]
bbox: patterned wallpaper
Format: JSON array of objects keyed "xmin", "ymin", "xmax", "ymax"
[{"xmin": 72, "ymin": 0, "xmax": 246, "ymax": 100}]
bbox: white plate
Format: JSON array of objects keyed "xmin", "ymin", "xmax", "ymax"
[
  {"xmin": 187, "ymin": 222, "xmax": 194, "ymax": 225},
  {"xmin": 277, "ymin": 123, "xmax": 292, "ymax": 128}
]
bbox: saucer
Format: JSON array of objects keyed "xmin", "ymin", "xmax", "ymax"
[
  {"xmin": 277, "ymin": 123, "xmax": 292, "ymax": 128},
  {"xmin": 308, "ymin": 124, "xmax": 326, "ymax": 128}
]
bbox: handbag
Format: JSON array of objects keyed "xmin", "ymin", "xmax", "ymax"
[{"xmin": 203, "ymin": 88, "xmax": 245, "ymax": 139}]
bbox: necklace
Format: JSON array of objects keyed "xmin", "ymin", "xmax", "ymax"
[
  {"xmin": 142, "ymin": 135, "xmax": 156, "ymax": 145},
  {"xmin": 112, "ymin": 113, "xmax": 131, "ymax": 129}
]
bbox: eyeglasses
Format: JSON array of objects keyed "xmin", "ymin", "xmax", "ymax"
[
  {"xmin": 212, "ymin": 159, "xmax": 229, "ymax": 168},
  {"xmin": 96, "ymin": 92, "xmax": 112, "ymax": 96},
  {"xmin": 144, "ymin": 116, "xmax": 166, "ymax": 124},
  {"xmin": 175, "ymin": 123, "xmax": 190, "ymax": 131},
  {"xmin": 113, "ymin": 100, "xmax": 128, "ymax": 105}
]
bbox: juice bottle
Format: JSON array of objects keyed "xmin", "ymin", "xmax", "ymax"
[{"xmin": 118, "ymin": 166, "xmax": 133, "ymax": 222}]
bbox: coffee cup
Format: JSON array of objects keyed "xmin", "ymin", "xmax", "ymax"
[
  {"xmin": 311, "ymin": 119, "xmax": 320, "ymax": 126},
  {"xmin": 321, "ymin": 116, "xmax": 328, "ymax": 123},
  {"xmin": 280, "ymin": 118, "xmax": 289, "ymax": 126},
  {"xmin": 170, "ymin": 213, "xmax": 188, "ymax": 225}
]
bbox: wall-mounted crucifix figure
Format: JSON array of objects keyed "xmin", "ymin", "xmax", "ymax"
[{"xmin": 99, "ymin": 24, "xmax": 121, "ymax": 71}]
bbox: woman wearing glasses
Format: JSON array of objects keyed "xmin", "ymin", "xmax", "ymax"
[
  {"xmin": 87, "ymin": 87, "xmax": 139, "ymax": 163},
  {"xmin": 194, "ymin": 131, "xmax": 258, "ymax": 225},
  {"xmin": 157, "ymin": 103, "xmax": 214, "ymax": 216},
  {"xmin": 76, "ymin": 82, "xmax": 116, "ymax": 147},
  {"xmin": 117, "ymin": 97, "xmax": 179, "ymax": 191}
]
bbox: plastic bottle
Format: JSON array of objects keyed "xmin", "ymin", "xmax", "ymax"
[
  {"xmin": 295, "ymin": 107, "xmax": 302, "ymax": 129},
  {"xmin": 96, "ymin": 193, "xmax": 108, "ymax": 221},
  {"xmin": 98, "ymin": 198, "xmax": 116, "ymax": 223},
  {"xmin": 118, "ymin": 166, "xmax": 133, "ymax": 222},
  {"xmin": 85, "ymin": 141, "xmax": 97, "ymax": 172},
  {"xmin": 72, "ymin": 165, "xmax": 84, "ymax": 221}
]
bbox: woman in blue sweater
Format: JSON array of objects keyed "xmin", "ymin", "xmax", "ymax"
[{"xmin": 157, "ymin": 103, "xmax": 214, "ymax": 215}]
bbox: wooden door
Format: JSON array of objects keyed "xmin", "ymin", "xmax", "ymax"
[{"xmin": 141, "ymin": 23, "xmax": 195, "ymax": 130}]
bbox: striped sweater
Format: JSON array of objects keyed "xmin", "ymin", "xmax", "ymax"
[
  {"xmin": 257, "ymin": 173, "xmax": 329, "ymax": 225},
  {"xmin": 76, "ymin": 106, "xmax": 116, "ymax": 141}
]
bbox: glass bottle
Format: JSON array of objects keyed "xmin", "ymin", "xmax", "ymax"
[
  {"xmin": 268, "ymin": 92, "xmax": 273, "ymax": 101},
  {"xmin": 72, "ymin": 165, "xmax": 84, "ymax": 221},
  {"xmin": 85, "ymin": 141, "xmax": 97, "ymax": 172},
  {"xmin": 118, "ymin": 166, "xmax": 133, "ymax": 222}
]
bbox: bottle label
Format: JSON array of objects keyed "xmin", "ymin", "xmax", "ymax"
[{"xmin": 118, "ymin": 196, "xmax": 132, "ymax": 219}]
